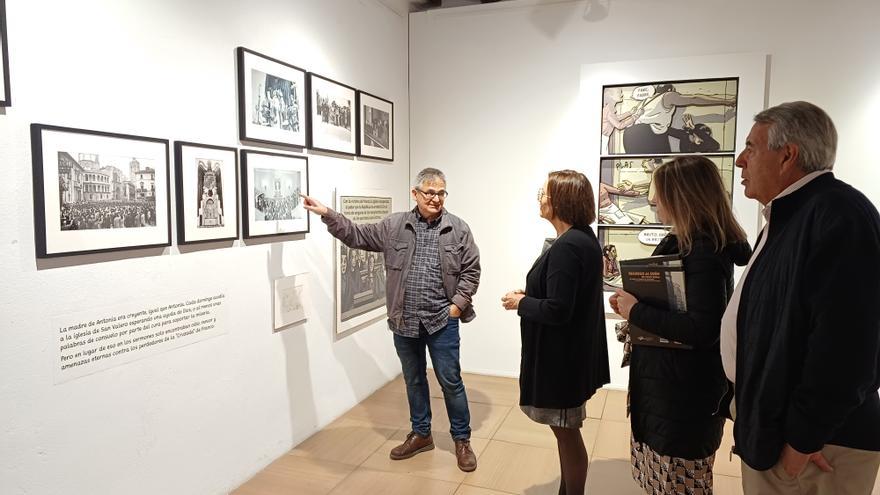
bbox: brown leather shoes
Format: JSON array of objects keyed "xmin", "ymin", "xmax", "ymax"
[
  {"xmin": 389, "ymin": 431, "xmax": 434, "ymax": 460},
  {"xmin": 454, "ymin": 439, "xmax": 477, "ymax": 472}
]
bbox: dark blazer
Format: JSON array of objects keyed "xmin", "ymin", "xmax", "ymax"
[
  {"xmin": 518, "ymin": 227, "xmax": 610, "ymax": 409},
  {"xmin": 734, "ymin": 173, "xmax": 880, "ymax": 470},
  {"xmin": 628, "ymin": 234, "xmax": 751, "ymax": 459}
]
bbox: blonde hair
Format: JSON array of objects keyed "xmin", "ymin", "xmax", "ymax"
[{"xmin": 653, "ymin": 156, "xmax": 747, "ymax": 254}]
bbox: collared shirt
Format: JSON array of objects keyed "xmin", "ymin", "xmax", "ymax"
[
  {"xmin": 396, "ymin": 209, "xmax": 450, "ymax": 337},
  {"xmin": 720, "ymin": 170, "xmax": 831, "ymax": 382}
]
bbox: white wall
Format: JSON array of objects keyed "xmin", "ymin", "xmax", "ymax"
[
  {"xmin": 0, "ymin": 1, "xmax": 408, "ymax": 494},
  {"xmin": 410, "ymin": 0, "xmax": 880, "ymax": 384}
]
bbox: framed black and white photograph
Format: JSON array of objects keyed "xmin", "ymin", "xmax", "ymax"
[
  {"xmin": 241, "ymin": 150, "xmax": 309, "ymax": 239},
  {"xmin": 1, "ymin": 0, "xmax": 10, "ymax": 107},
  {"xmin": 31, "ymin": 124, "xmax": 171, "ymax": 258},
  {"xmin": 174, "ymin": 142, "xmax": 239, "ymax": 244},
  {"xmin": 357, "ymin": 91, "xmax": 393, "ymax": 161},
  {"xmin": 237, "ymin": 47, "xmax": 307, "ymax": 148},
  {"xmin": 307, "ymin": 73, "xmax": 356, "ymax": 156},
  {"xmin": 334, "ymin": 190, "xmax": 392, "ymax": 338}
]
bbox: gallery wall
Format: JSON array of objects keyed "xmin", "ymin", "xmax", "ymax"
[
  {"xmin": 410, "ymin": 0, "xmax": 880, "ymax": 386},
  {"xmin": 0, "ymin": 0, "xmax": 408, "ymax": 494}
]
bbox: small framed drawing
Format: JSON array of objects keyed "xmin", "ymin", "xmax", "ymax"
[
  {"xmin": 240, "ymin": 149, "xmax": 309, "ymax": 239},
  {"xmin": 1, "ymin": 0, "xmax": 10, "ymax": 106},
  {"xmin": 357, "ymin": 91, "xmax": 393, "ymax": 161},
  {"xmin": 237, "ymin": 47, "xmax": 307, "ymax": 148},
  {"xmin": 274, "ymin": 272, "xmax": 309, "ymax": 331},
  {"xmin": 174, "ymin": 142, "xmax": 240, "ymax": 244},
  {"xmin": 307, "ymin": 73, "xmax": 356, "ymax": 156},
  {"xmin": 30, "ymin": 124, "xmax": 171, "ymax": 258},
  {"xmin": 334, "ymin": 190, "xmax": 392, "ymax": 338}
]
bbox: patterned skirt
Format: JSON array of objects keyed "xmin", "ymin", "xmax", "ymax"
[
  {"xmin": 520, "ymin": 402, "xmax": 587, "ymax": 429},
  {"xmin": 631, "ymin": 438, "xmax": 716, "ymax": 495}
]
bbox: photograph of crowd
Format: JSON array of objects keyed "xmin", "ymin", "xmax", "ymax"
[
  {"xmin": 362, "ymin": 104, "xmax": 389, "ymax": 150},
  {"xmin": 309, "ymin": 74, "xmax": 356, "ymax": 155},
  {"xmin": 57, "ymin": 151, "xmax": 157, "ymax": 231},
  {"xmin": 251, "ymin": 69, "xmax": 301, "ymax": 133},
  {"xmin": 252, "ymin": 168, "xmax": 302, "ymax": 222},
  {"xmin": 339, "ymin": 244, "xmax": 386, "ymax": 321},
  {"xmin": 196, "ymin": 159, "xmax": 225, "ymax": 228},
  {"xmin": 314, "ymin": 89, "xmax": 352, "ymax": 137}
]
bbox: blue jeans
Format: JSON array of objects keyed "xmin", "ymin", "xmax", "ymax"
[{"xmin": 393, "ymin": 318, "xmax": 471, "ymax": 440}]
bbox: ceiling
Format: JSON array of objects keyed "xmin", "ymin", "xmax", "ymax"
[{"xmin": 377, "ymin": 0, "xmax": 511, "ymax": 16}]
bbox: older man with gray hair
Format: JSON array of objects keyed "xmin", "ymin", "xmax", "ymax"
[
  {"xmin": 302, "ymin": 167, "xmax": 481, "ymax": 472},
  {"xmin": 720, "ymin": 101, "xmax": 880, "ymax": 493}
]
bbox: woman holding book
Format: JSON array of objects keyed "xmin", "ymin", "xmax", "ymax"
[
  {"xmin": 502, "ymin": 170, "xmax": 610, "ymax": 495},
  {"xmin": 609, "ymin": 156, "xmax": 751, "ymax": 495}
]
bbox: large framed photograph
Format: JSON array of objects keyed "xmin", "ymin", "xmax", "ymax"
[
  {"xmin": 237, "ymin": 47, "xmax": 307, "ymax": 148},
  {"xmin": 1, "ymin": 0, "xmax": 10, "ymax": 107},
  {"xmin": 308, "ymin": 73, "xmax": 356, "ymax": 156},
  {"xmin": 31, "ymin": 124, "xmax": 171, "ymax": 258},
  {"xmin": 598, "ymin": 154, "xmax": 735, "ymax": 226},
  {"xmin": 357, "ymin": 91, "xmax": 393, "ymax": 161},
  {"xmin": 335, "ymin": 191, "xmax": 392, "ymax": 338},
  {"xmin": 174, "ymin": 142, "xmax": 240, "ymax": 244},
  {"xmin": 241, "ymin": 150, "xmax": 309, "ymax": 239},
  {"xmin": 601, "ymin": 77, "xmax": 738, "ymax": 156},
  {"xmin": 598, "ymin": 225, "xmax": 669, "ymax": 291}
]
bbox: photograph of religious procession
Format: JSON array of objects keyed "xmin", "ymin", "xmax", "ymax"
[
  {"xmin": 237, "ymin": 47, "xmax": 307, "ymax": 148},
  {"xmin": 335, "ymin": 193, "xmax": 392, "ymax": 338},
  {"xmin": 601, "ymin": 77, "xmax": 738, "ymax": 156},
  {"xmin": 308, "ymin": 73, "xmax": 356, "ymax": 155},
  {"xmin": 241, "ymin": 150, "xmax": 309, "ymax": 239},
  {"xmin": 31, "ymin": 124, "xmax": 170, "ymax": 257},
  {"xmin": 358, "ymin": 91, "xmax": 393, "ymax": 161},
  {"xmin": 174, "ymin": 142, "xmax": 239, "ymax": 244},
  {"xmin": 598, "ymin": 154, "xmax": 735, "ymax": 226}
]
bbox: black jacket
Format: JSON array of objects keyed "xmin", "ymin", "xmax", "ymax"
[
  {"xmin": 735, "ymin": 173, "xmax": 880, "ymax": 470},
  {"xmin": 518, "ymin": 227, "xmax": 610, "ymax": 409},
  {"xmin": 628, "ymin": 234, "xmax": 751, "ymax": 459}
]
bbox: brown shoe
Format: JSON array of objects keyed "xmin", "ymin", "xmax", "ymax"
[
  {"xmin": 454, "ymin": 439, "xmax": 477, "ymax": 472},
  {"xmin": 390, "ymin": 431, "xmax": 434, "ymax": 460}
]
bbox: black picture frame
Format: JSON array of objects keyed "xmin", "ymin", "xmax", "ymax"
[
  {"xmin": 237, "ymin": 47, "xmax": 308, "ymax": 149},
  {"xmin": 31, "ymin": 124, "xmax": 171, "ymax": 258},
  {"xmin": 174, "ymin": 141, "xmax": 240, "ymax": 245},
  {"xmin": 1, "ymin": 0, "xmax": 10, "ymax": 107},
  {"xmin": 357, "ymin": 91, "xmax": 393, "ymax": 161},
  {"xmin": 240, "ymin": 149, "xmax": 309, "ymax": 239},
  {"xmin": 307, "ymin": 73, "xmax": 357, "ymax": 156}
]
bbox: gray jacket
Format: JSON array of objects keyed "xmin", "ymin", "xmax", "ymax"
[{"xmin": 323, "ymin": 207, "xmax": 481, "ymax": 329}]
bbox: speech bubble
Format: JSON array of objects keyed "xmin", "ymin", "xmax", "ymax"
[
  {"xmin": 638, "ymin": 229, "xmax": 667, "ymax": 246},
  {"xmin": 631, "ymin": 85, "xmax": 655, "ymax": 101}
]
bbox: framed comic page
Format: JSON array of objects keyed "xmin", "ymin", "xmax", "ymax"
[
  {"xmin": 334, "ymin": 190, "xmax": 392, "ymax": 339},
  {"xmin": 31, "ymin": 124, "xmax": 171, "ymax": 257},
  {"xmin": 598, "ymin": 225, "xmax": 669, "ymax": 291},
  {"xmin": 357, "ymin": 91, "xmax": 393, "ymax": 161},
  {"xmin": 174, "ymin": 141, "xmax": 240, "ymax": 244},
  {"xmin": 240, "ymin": 149, "xmax": 309, "ymax": 239},
  {"xmin": 237, "ymin": 47, "xmax": 307, "ymax": 148},
  {"xmin": 601, "ymin": 77, "xmax": 739, "ymax": 156}
]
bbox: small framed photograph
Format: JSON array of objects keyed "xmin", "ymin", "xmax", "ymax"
[
  {"xmin": 357, "ymin": 91, "xmax": 393, "ymax": 161},
  {"xmin": 31, "ymin": 124, "xmax": 171, "ymax": 258},
  {"xmin": 274, "ymin": 272, "xmax": 309, "ymax": 331},
  {"xmin": 174, "ymin": 142, "xmax": 240, "ymax": 244},
  {"xmin": 237, "ymin": 47, "xmax": 307, "ymax": 148},
  {"xmin": 1, "ymin": 0, "xmax": 10, "ymax": 106},
  {"xmin": 307, "ymin": 73, "xmax": 356, "ymax": 156},
  {"xmin": 240, "ymin": 149, "xmax": 309, "ymax": 239}
]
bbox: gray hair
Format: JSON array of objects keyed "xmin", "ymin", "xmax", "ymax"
[
  {"xmin": 753, "ymin": 101, "xmax": 837, "ymax": 172},
  {"xmin": 412, "ymin": 167, "xmax": 446, "ymax": 188}
]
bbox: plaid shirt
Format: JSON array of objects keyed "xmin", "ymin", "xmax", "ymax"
[{"xmin": 397, "ymin": 211, "xmax": 450, "ymax": 337}]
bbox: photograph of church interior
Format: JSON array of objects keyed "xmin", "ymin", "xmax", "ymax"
[{"xmin": 2, "ymin": 0, "xmax": 880, "ymax": 494}]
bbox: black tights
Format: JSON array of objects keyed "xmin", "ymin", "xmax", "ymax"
[{"xmin": 551, "ymin": 425, "xmax": 588, "ymax": 495}]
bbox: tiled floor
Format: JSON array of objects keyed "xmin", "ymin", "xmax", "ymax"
[{"xmin": 234, "ymin": 373, "xmax": 880, "ymax": 494}]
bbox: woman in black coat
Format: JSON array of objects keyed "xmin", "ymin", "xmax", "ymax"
[
  {"xmin": 610, "ymin": 156, "xmax": 751, "ymax": 495},
  {"xmin": 502, "ymin": 170, "xmax": 610, "ymax": 495}
]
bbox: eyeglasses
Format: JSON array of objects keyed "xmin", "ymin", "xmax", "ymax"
[
  {"xmin": 537, "ymin": 188, "xmax": 550, "ymax": 201},
  {"xmin": 415, "ymin": 188, "xmax": 448, "ymax": 200}
]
